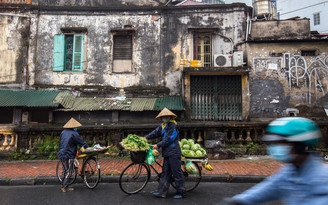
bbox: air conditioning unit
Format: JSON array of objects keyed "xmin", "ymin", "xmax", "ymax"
[
  {"xmin": 233, "ymin": 51, "xmax": 243, "ymax": 67},
  {"xmin": 213, "ymin": 54, "xmax": 232, "ymax": 67}
]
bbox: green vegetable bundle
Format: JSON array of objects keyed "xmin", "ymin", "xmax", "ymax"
[
  {"xmin": 120, "ymin": 134, "xmax": 150, "ymax": 152},
  {"xmin": 179, "ymin": 138, "xmax": 206, "ymax": 158}
]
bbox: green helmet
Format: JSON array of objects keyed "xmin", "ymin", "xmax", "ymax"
[{"xmin": 263, "ymin": 117, "xmax": 321, "ymax": 146}]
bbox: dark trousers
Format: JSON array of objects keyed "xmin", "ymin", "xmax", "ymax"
[
  {"xmin": 157, "ymin": 156, "xmax": 186, "ymax": 196},
  {"xmin": 60, "ymin": 158, "xmax": 74, "ymax": 189}
]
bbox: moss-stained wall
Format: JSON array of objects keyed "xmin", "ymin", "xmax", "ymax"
[
  {"xmin": 0, "ymin": 15, "xmax": 29, "ymax": 84},
  {"xmin": 160, "ymin": 4, "xmax": 251, "ymax": 95},
  {"xmin": 249, "ymin": 19, "xmax": 311, "ymax": 41},
  {"xmin": 27, "ymin": 3, "xmax": 251, "ymax": 96},
  {"xmin": 29, "ymin": 12, "xmax": 161, "ymax": 89},
  {"xmin": 247, "ymin": 41, "xmax": 328, "ymax": 119}
]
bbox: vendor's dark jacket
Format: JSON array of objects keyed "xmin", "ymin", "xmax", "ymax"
[
  {"xmin": 58, "ymin": 129, "xmax": 89, "ymax": 159},
  {"xmin": 145, "ymin": 122, "xmax": 181, "ymax": 158}
]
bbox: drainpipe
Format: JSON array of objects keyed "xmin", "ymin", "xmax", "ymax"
[
  {"xmin": 165, "ymin": 0, "xmax": 172, "ymax": 6},
  {"xmin": 246, "ymin": 15, "xmax": 250, "ymax": 41}
]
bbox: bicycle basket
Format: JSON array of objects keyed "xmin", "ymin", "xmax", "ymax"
[{"xmin": 130, "ymin": 151, "xmax": 147, "ymax": 163}]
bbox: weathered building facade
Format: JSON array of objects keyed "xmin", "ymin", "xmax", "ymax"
[
  {"xmin": 0, "ymin": 0, "xmax": 254, "ymax": 124},
  {"xmin": 245, "ymin": 19, "xmax": 328, "ymax": 120}
]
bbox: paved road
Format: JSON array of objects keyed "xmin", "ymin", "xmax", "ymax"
[{"xmin": 0, "ymin": 182, "xmax": 281, "ymax": 205}]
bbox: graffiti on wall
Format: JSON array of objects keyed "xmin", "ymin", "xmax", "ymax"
[{"xmin": 253, "ymin": 53, "xmax": 328, "ymax": 104}]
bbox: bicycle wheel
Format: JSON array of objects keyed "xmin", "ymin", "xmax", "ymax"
[
  {"xmin": 56, "ymin": 160, "xmax": 77, "ymax": 185},
  {"xmin": 119, "ymin": 163, "xmax": 150, "ymax": 194},
  {"xmin": 177, "ymin": 161, "xmax": 202, "ymax": 192},
  {"xmin": 82, "ymin": 157, "xmax": 100, "ymax": 189}
]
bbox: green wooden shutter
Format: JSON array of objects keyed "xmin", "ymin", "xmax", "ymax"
[
  {"xmin": 72, "ymin": 34, "xmax": 84, "ymax": 71},
  {"xmin": 53, "ymin": 34, "xmax": 65, "ymax": 71}
]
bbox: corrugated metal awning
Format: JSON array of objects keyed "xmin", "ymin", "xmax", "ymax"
[
  {"xmin": 53, "ymin": 91, "xmax": 76, "ymax": 109},
  {"xmin": 54, "ymin": 96, "xmax": 184, "ymax": 112},
  {"xmin": 153, "ymin": 96, "xmax": 184, "ymax": 111},
  {"xmin": 0, "ymin": 90, "xmax": 184, "ymax": 111},
  {"xmin": 0, "ymin": 90, "xmax": 60, "ymax": 107}
]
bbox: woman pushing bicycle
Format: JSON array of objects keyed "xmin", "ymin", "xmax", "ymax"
[
  {"xmin": 145, "ymin": 108, "xmax": 187, "ymax": 199},
  {"xmin": 57, "ymin": 118, "xmax": 89, "ymax": 193}
]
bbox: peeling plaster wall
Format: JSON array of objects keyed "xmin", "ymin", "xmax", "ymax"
[
  {"xmin": 31, "ymin": 12, "xmax": 161, "ymax": 88},
  {"xmin": 249, "ymin": 19, "xmax": 311, "ymax": 41},
  {"xmin": 247, "ymin": 42, "xmax": 328, "ymax": 119},
  {"xmin": 0, "ymin": 15, "xmax": 28, "ymax": 84},
  {"xmin": 29, "ymin": 3, "xmax": 251, "ymax": 96},
  {"xmin": 161, "ymin": 5, "xmax": 251, "ymax": 95}
]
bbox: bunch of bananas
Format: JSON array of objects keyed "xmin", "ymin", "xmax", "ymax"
[{"xmin": 202, "ymin": 162, "xmax": 213, "ymax": 171}]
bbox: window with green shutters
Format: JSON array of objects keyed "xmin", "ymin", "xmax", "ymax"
[{"xmin": 53, "ymin": 34, "xmax": 84, "ymax": 72}]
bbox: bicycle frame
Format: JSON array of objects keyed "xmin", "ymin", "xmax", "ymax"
[
  {"xmin": 146, "ymin": 160, "xmax": 163, "ymax": 182},
  {"xmin": 119, "ymin": 155, "xmax": 203, "ymax": 195},
  {"xmin": 56, "ymin": 153, "xmax": 101, "ymax": 189}
]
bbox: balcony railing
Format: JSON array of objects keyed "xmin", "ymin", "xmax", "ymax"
[{"xmin": 1, "ymin": 121, "xmax": 327, "ymax": 152}]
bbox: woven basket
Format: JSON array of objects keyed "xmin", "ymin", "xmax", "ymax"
[{"xmin": 130, "ymin": 151, "xmax": 147, "ymax": 164}]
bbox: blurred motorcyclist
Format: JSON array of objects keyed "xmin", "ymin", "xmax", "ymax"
[{"xmin": 217, "ymin": 117, "xmax": 328, "ymax": 205}]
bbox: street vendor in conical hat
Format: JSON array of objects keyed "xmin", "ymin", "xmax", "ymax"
[
  {"xmin": 145, "ymin": 108, "xmax": 186, "ymax": 199},
  {"xmin": 58, "ymin": 118, "xmax": 89, "ymax": 192}
]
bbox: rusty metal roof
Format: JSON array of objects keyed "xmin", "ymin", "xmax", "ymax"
[
  {"xmin": 0, "ymin": 90, "xmax": 60, "ymax": 107},
  {"xmin": 0, "ymin": 89, "xmax": 184, "ymax": 111},
  {"xmin": 153, "ymin": 96, "xmax": 184, "ymax": 111},
  {"xmin": 53, "ymin": 91, "xmax": 76, "ymax": 108},
  {"xmin": 128, "ymin": 98, "xmax": 157, "ymax": 111},
  {"xmin": 55, "ymin": 96, "xmax": 184, "ymax": 112}
]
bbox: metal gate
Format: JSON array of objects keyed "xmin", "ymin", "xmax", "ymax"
[{"xmin": 190, "ymin": 75, "xmax": 242, "ymax": 121}]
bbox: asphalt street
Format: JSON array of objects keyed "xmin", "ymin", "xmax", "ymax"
[{"xmin": 0, "ymin": 182, "xmax": 282, "ymax": 205}]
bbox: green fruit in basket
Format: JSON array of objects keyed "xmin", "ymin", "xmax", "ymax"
[
  {"xmin": 188, "ymin": 150, "xmax": 195, "ymax": 157},
  {"xmin": 182, "ymin": 144, "xmax": 190, "ymax": 150},
  {"xmin": 182, "ymin": 150, "xmax": 190, "ymax": 156},
  {"xmin": 195, "ymin": 150, "xmax": 203, "ymax": 157},
  {"xmin": 191, "ymin": 144, "xmax": 201, "ymax": 151}
]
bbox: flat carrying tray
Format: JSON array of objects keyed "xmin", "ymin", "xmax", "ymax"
[
  {"xmin": 183, "ymin": 154, "xmax": 206, "ymax": 159},
  {"xmin": 78, "ymin": 147, "xmax": 108, "ymax": 158}
]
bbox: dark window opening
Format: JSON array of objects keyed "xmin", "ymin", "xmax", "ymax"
[
  {"xmin": 313, "ymin": 13, "xmax": 320, "ymax": 26},
  {"xmin": 113, "ymin": 35, "xmax": 132, "ymax": 60},
  {"xmin": 0, "ymin": 108, "xmax": 13, "ymax": 123},
  {"xmin": 301, "ymin": 50, "xmax": 316, "ymax": 56}
]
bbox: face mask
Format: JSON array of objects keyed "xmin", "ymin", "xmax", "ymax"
[
  {"xmin": 73, "ymin": 128, "xmax": 78, "ymax": 132},
  {"xmin": 266, "ymin": 144, "xmax": 296, "ymax": 163},
  {"xmin": 162, "ymin": 117, "xmax": 170, "ymax": 123}
]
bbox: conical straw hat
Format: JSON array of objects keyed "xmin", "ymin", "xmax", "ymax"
[
  {"xmin": 63, "ymin": 118, "xmax": 82, "ymax": 128},
  {"xmin": 155, "ymin": 107, "xmax": 177, "ymax": 119}
]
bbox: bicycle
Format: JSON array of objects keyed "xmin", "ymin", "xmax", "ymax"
[
  {"xmin": 56, "ymin": 146, "xmax": 108, "ymax": 189},
  {"xmin": 119, "ymin": 150, "xmax": 206, "ymax": 195}
]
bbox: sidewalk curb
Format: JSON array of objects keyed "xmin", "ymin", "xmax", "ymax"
[{"xmin": 0, "ymin": 175, "xmax": 267, "ymax": 186}]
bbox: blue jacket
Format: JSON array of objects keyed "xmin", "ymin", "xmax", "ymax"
[
  {"xmin": 57, "ymin": 129, "xmax": 89, "ymax": 159},
  {"xmin": 233, "ymin": 155, "xmax": 328, "ymax": 205},
  {"xmin": 145, "ymin": 122, "xmax": 181, "ymax": 158}
]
